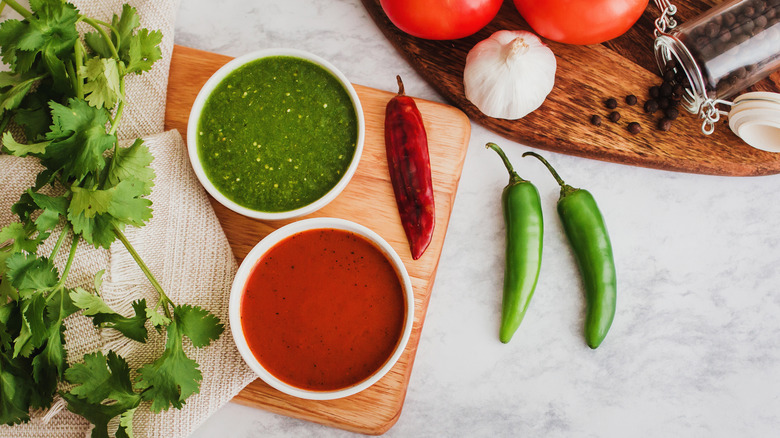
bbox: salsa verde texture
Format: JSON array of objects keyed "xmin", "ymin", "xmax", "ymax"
[{"xmin": 197, "ymin": 56, "xmax": 358, "ymax": 212}]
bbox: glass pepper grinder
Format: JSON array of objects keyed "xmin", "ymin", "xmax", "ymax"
[{"xmin": 652, "ymin": 0, "xmax": 780, "ymax": 151}]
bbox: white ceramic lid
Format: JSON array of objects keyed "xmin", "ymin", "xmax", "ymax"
[{"xmin": 728, "ymin": 92, "xmax": 780, "ymax": 153}]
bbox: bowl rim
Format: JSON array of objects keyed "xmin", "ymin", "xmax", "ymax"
[
  {"xmin": 186, "ymin": 48, "xmax": 365, "ymax": 220},
  {"xmin": 228, "ymin": 217, "xmax": 415, "ymax": 400}
]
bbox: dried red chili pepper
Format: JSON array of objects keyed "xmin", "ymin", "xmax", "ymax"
[{"xmin": 384, "ymin": 75, "xmax": 435, "ymax": 260}]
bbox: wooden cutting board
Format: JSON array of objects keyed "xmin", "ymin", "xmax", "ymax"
[
  {"xmin": 164, "ymin": 45, "xmax": 471, "ymax": 435},
  {"xmin": 362, "ymin": 0, "xmax": 780, "ymax": 176}
]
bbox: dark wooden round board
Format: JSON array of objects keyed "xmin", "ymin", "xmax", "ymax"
[{"xmin": 361, "ymin": 0, "xmax": 780, "ymax": 176}]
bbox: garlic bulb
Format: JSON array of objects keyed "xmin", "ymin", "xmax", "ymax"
[{"xmin": 464, "ymin": 30, "xmax": 557, "ymax": 120}]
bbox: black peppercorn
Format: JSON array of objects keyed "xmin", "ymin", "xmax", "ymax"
[
  {"xmin": 608, "ymin": 111, "xmax": 621, "ymax": 122},
  {"xmin": 649, "ymin": 86, "xmax": 660, "ymax": 99},
  {"xmin": 605, "ymin": 98, "xmax": 618, "ymax": 109},
  {"xmin": 663, "ymin": 69, "xmax": 676, "ymax": 82},
  {"xmin": 590, "ymin": 115, "xmax": 602, "ymax": 126},
  {"xmin": 660, "ymin": 82, "xmax": 673, "ymax": 97},
  {"xmin": 625, "ymin": 94, "xmax": 637, "ymax": 105},
  {"xmin": 627, "ymin": 122, "xmax": 641, "ymax": 134},
  {"xmin": 658, "ymin": 97, "xmax": 670, "ymax": 109},
  {"xmin": 644, "ymin": 99, "xmax": 659, "ymax": 114},
  {"xmin": 658, "ymin": 118, "xmax": 672, "ymax": 132},
  {"xmin": 665, "ymin": 107, "xmax": 679, "ymax": 120}
]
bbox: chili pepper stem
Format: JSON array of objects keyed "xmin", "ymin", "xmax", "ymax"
[
  {"xmin": 487, "ymin": 143, "xmax": 525, "ymax": 184},
  {"xmin": 395, "ymin": 75, "xmax": 405, "ymax": 95},
  {"xmin": 522, "ymin": 151, "xmax": 577, "ymax": 197}
]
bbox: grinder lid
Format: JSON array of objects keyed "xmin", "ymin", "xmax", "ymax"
[{"xmin": 729, "ymin": 92, "xmax": 780, "ymax": 153}]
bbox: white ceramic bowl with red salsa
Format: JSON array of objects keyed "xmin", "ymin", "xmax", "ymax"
[{"xmin": 229, "ymin": 217, "xmax": 414, "ymax": 400}]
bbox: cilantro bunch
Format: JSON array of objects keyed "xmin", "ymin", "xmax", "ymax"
[{"xmin": 0, "ymin": 1, "xmax": 224, "ymax": 436}]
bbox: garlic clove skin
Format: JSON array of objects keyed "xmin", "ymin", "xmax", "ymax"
[{"xmin": 464, "ymin": 30, "xmax": 557, "ymax": 120}]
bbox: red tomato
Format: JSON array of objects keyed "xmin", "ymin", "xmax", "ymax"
[
  {"xmin": 513, "ymin": 0, "xmax": 649, "ymax": 45},
  {"xmin": 380, "ymin": 0, "xmax": 503, "ymax": 40}
]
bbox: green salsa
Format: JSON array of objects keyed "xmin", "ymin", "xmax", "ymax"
[{"xmin": 197, "ymin": 56, "xmax": 358, "ymax": 212}]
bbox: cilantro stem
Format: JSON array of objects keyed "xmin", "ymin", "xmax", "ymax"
[
  {"xmin": 55, "ymin": 235, "xmax": 80, "ymax": 289},
  {"xmin": 2, "ymin": 0, "xmax": 31, "ymax": 19},
  {"xmin": 73, "ymin": 40, "xmax": 86, "ymax": 100},
  {"xmin": 109, "ymin": 78, "xmax": 126, "ymax": 136},
  {"xmin": 49, "ymin": 222, "xmax": 72, "ymax": 260},
  {"xmin": 112, "ymin": 225, "xmax": 173, "ymax": 319},
  {"xmin": 81, "ymin": 16, "xmax": 120, "ymax": 60}
]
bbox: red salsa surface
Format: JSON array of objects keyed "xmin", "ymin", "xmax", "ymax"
[{"xmin": 240, "ymin": 228, "xmax": 406, "ymax": 391}]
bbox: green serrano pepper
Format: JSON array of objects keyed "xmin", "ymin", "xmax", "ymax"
[
  {"xmin": 523, "ymin": 152, "xmax": 616, "ymax": 349},
  {"xmin": 487, "ymin": 143, "xmax": 543, "ymax": 344}
]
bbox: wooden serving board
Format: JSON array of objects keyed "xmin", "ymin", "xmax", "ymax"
[
  {"xmin": 164, "ymin": 45, "xmax": 471, "ymax": 434},
  {"xmin": 362, "ymin": 0, "xmax": 780, "ymax": 176}
]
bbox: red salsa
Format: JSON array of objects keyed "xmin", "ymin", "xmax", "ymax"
[{"xmin": 240, "ymin": 228, "xmax": 406, "ymax": 391}]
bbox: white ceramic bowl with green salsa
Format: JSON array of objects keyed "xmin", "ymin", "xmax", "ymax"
[{"xmin": 187, "ymin": 49, "xmax": 365, "ymax": 220}]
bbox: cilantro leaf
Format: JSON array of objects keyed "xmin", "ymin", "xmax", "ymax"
[
  {"xmin": 92, "ymin": 300, "xmax": 149, "ymax": 343},
  {"xmin": 71, "ymin": 289, "xmax": 149, "ymax": 343},
  {"xmin": 116, "ymin": 407, "xmax": 136, "ymax": 438},
  {"xmin": 177, "ymin": 304, "xmax": 224, "ymax": 348},
  {"xmin": 125, "ymin": 29, "xmax": 162, "ymax": 74},
  {"xmin": 44, "ymin": 99, "xmax": 116, "ymax": 181},
  {"xmin": 2, "ymin": 131, "xmax": 50, "ymax": 157},
  {"xmin": 82, "ymin": 57, "xmax": 121, "ymax": 109},
  {"xmin": 0, "ymin": 222, "xmax": 38, "ymax": 253},
  {"xmin": 29, "ymin": 192, "xmax": 67, "ymax": 237},
  {"xmin": 107, "ymin": 180, "xmax": 153, "ymax": 226},
  {"xmin": 112, "ymin": 4, "xmax": 141, "ymax": 57},
  {"xmin": 14, "ymin": 92, "xmax": 52, "ymax": 142},
  {"xmin": 14, "ymin": 291, "xmax": 47, "ymax": 358},
  {"xmin": 65, "ymin": 351, "xmax": 132, "ymax": 404},
  {"xmin": 69, "ymin": 211, "xmax": 117, "ymax": 249},
  {"xmin": 70, "ymin": 287, "xmax": 115, "ymax": 315},
  {"xmin": 33, "ymin": 208, "xmax": 60, "ymax": 237},
  {"xmin": 0, "ymin": 348, "xmax": 35, "ymax": 425},
  {"xmin": 84, "ymin": 3, "xmax": 140, "ymax": 60},
  {"xmin": 11, "ymin": 192, "xmax": 38, "ymax": 223},
  {"xmin": 68, "ymin": 178, "xmax": 153, "ymax": 249},
  {"xmin": 108, "ymin": 139, "xmax": 155, "ymax": 195},
  {"xmin": 0, "ymin": 272, "xmax": 17, "ymax": 303},
  {"xmin": 70, "ymin": 185, "xmax": 113, "ymax": 219},
  {"xmin": 5, "ymin": 253, "xmax": 58, "ymax": 295},
  {"xmin": 0, "ymin": 19, "xmax": 36, "ymax": 73},
  {"xmin": 12, "ymin": 0, "xmax": 79, "ymax": 82},
  {"xmin": 29, "ymin": 191, "xmax": 68, "ymax": 216},
  {"xmin": 31, "ymin": 287, "xmax": 76, "ymax": 402},
  {"xmin": 135, "ymin": 315, "xmax": 201, "ymax": 412},
  {"xmin": 0, "ymin": 73, "xmax": 42, "ymax": 117},
  {"xmin": 62, "ymin": 351, "xmax": 142, "ymax": 438},
  {"xmin": 94, "ymin": 269, "xmax": 105, "ymax": 292},
  {"xmin": 146, "ymin": 307, "xmax": 171, "ymax": 328}
]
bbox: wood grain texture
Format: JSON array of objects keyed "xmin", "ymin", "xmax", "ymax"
[
  {"xmin": 361, "ymin": 0, "xmax": 780, "ymax": 176},
  {"xmin": 164, "ymin": 45, "xmax": 471, "ymax": 435}
]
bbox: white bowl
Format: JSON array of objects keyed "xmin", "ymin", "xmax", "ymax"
[
  {"xmin": 187, "ymin": 49, "xmax": 365, "ymax": 220},
  {"xmin": 229, "ymin": 217, "xmax": 414, "ymax": 400}
]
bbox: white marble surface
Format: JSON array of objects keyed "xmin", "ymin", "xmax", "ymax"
[{"xmin": 177, "ymin": 1, "xmax": 780, "ymax": 437}]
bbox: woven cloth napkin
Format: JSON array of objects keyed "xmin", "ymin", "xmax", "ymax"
[{"xmin": 0, "ymin": 1, "xmax": 256, "ymax": 437}]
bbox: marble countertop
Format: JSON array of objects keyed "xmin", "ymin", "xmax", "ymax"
[{"xmin": 179, "ymin": 1, "xmax": 780, "ymax": 437}]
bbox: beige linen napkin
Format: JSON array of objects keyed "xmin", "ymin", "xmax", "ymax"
[{"xmin": 0, "ymin": 1, "xmax": 256, "ymax": 437}]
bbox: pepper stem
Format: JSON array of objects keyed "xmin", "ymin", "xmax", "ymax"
[
  {"xmin": 396, "ymin": 75, "xmax": 405, "ymax": 96},
  {"xmin": 486, "ymin": 143, "xmax": 524, "ymax": 184},
  {"xmin": 522, "ymin": 151, "xmax": 577, "ymax": 197}
]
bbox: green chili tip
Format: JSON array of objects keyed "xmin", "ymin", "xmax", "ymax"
[
  {"xmin": 486, "ymin": 142, "xmax": 525, "ymax": 184},
  {"xmin": 522, "ymin": 151, "xmax": 577, "ymax": 197}
]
